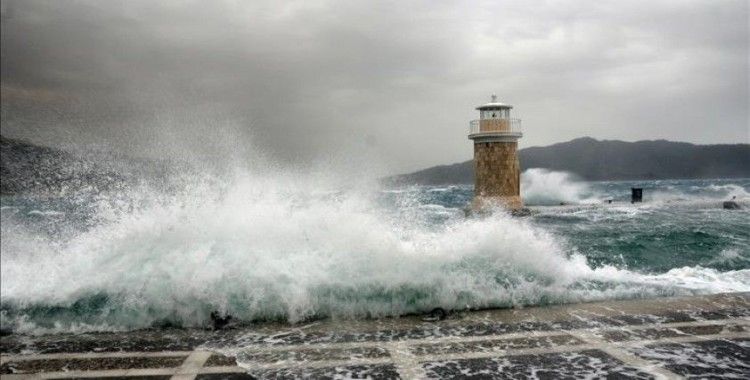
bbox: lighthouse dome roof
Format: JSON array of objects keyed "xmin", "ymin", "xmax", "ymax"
[
  {"xmin": 476, "ymin": 101, "xmax": 513, "ymax": 110},
  {"xmin": 475, "ymin": 94, "xmax": 513, "ymax": 110}
]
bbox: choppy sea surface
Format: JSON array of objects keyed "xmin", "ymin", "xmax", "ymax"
[{"xmin": 1, "ymin": 168, "xmax": 749, "ymax": 334}]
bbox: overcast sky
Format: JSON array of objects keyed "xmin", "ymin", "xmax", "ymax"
[{"xmin": 1, "ymin": 0, "xmax": 748, "ymax": 175}]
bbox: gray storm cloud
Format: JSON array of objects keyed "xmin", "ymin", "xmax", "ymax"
[{"xmin": 1, "ymin": 0, "xmax": 748, "ymax": 175}]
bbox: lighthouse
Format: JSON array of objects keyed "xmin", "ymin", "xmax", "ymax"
[{"xmin": 468, "ymin": 94, "xmax": 523, "ymax": 210}]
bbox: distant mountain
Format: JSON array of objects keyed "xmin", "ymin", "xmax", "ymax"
[{"xmin": 388, "ymin": 138, "xmax": 750, "ymax": 185}]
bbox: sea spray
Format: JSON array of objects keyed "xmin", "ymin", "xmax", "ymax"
[
  {"xmin": 2, "ymin": 170, "xmax": 749, "ymax": 334},
  {"xmin": 0, "ymin": 170, "xmax": 596, "ymax": 332},
  {"xmin": 648, "ymin": 183, "xmax": 750, "ymax": 205},
  {"xmin": 521, "ymin": 168, "xmax": 599, "ymax": 205}
]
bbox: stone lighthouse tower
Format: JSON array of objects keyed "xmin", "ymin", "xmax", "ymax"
[{"xmin": 468, "ymin": 94, "xmax": 523, "ymax": 210}]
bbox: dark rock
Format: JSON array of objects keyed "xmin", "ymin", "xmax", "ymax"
[
  {"xmin": 723, "ymin": 201, "xmax": 741, "ymax": 210},
  {"xmin": 210, "ymin": 311, "xmax": 233, "ymax": 330},
  {"xmin": 511, "ymin": 207, "xmax": 532, "ymax": 217},
  {"xmin": 422, "ymin": 308, "xmax": 448, "ymax": 322}
]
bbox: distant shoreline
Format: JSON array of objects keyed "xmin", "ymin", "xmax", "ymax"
[{"xmin": 386, "ymin": 137, "xmax": 750, "ymax": 186}]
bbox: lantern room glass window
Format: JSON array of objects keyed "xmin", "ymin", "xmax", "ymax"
[{"xmin": 480, "ymin": 109, "xmax": 510, "ymax": 120}]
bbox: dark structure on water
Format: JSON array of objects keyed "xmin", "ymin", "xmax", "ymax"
[{"xmin": 631, "ymin": 188, "xmax": 643, "ymax": 203}]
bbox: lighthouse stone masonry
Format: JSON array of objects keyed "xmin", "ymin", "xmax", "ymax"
[{"xmin": 468, "ymin": 95, "xmax": 523, "ymax": 210}]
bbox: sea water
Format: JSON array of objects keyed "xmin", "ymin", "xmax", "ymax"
[{"xmin": 1, "ymin": 168, "xmax": 748, "ymax": 334}]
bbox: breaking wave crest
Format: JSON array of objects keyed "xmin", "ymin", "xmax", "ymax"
[
  {"xmin": 521, "ymin": 168, "xmax": 599, "ymax": 205},
  {"xmin": 3, "ymin": 167, "xmax": 750, "ymax": 335}
]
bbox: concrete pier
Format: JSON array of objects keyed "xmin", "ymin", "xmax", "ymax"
[{"xmin": 2, "ymin": 292, "xmax": 749, "ymax": 379}]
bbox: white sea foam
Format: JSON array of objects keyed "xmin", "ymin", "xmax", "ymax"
[
  {"xmin": 702, "ymin": 248, "xmax": 750, "ymax": 268},
  {"xmin": 1, "ymin": 168, "xmax": 749, "ymax": 334},
  {"xmin": 27, "ymin": 210, "xmax": 66, "ymax": 217},
  {"xmin": 648, "ymin": 182, "xmax": 750, "ymax": 206},
  {"xmin": 589, "ymin": 265, "xmax": 750, "ymax": 294},
  {"xmin": 1, "ymin": 174, "xmax": 588, "ymax": 330},
  {"xmin": 521, "ymin": 168, "xmax": 600, "ymax": 205},
  {"xmin": 706, "ymin": 183, "xmax": 750, "ymax": 200}
]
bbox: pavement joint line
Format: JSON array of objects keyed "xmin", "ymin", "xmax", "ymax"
[
  {"xmin": 0, "ymin": 350, "xmax": 193, "ymax": 364},
  {"xmin": 172, "ymin": 350, "xmax": 212, "ymax": 380},
  {"xmin": 4, "ymin": 362, "xmax": 249, "ymax": 379},
  {"xmin": 568, "ymin": 330, "xmax": 682, "ymax": 380},
  {"xmin": 237, "ymin": 356, "xmax": 394, "ymax": 371},
  {"xmin": 414, "ymin": 342, "xmax": 601, "ymax": 363},
  {"xmin": 598, "ymin": 318, "xmax": 749, "ymax": 331},
  {"xmin": 386, "ymin": 341, "xmax": 427, "ymax": 380},
  {"xmin": 195, "ymin": 365, "xmax": 247, "ymax": 374},
  {"xmin": 624, "ymin": 331, "xmax": 750, "ymax": 347},
  {"xmin": 31, "ymin": 367, "xmax": 178, "ymax": 379}
]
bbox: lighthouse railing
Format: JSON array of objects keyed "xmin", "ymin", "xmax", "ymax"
[{"xmin": 469, "ymin": 118, "xmax": 522, "ymax": 135}]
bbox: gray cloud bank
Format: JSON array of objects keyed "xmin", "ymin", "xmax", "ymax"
[{"xmin": 1, "ymin": 0, "xmax": 748, "ymax": 175}]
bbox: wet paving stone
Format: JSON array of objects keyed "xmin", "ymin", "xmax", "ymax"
[
  {"xmin": 598, "ymin": 324, "xmax": 732, "ymax": 342},
  {"xmin": 629, "ymin": 339, "xmax": 750, "ymax": 378},
  {"xmin": 410, "ymin": 334, "xmax": 584, "ymax": 356},
  {"xmin": 239, "ymin": 346, "xmax": 390, "ymax": 363},
  {"xmin": 196, "ymin": 374, "xmax": 256, "ymax": 380},
  {"xmin": 691, "ymin": 310, "xmax": 735, "ymax": 321},
  {"xmin": 0, "ymin": 329, "xmax": 234, "ymax": 354},
  {"xmin": 421, "ymin": 349, "xmax": 653, "ymax": 379},
  {"xmin": 676, "ymin": 324, "xmax": 736, "ymax": 335},
  {"xmin": 609, "ymin": 314, "xmax": 675, "ymax": 326},
  {"xmin": 61, "ymin": 377, "xmax": 171, "ymax": 380},
  {"xmin": 249, "ymin": 364, "xmax": 400, "ymax": 379},
  {"xmin": 205, "ymin": 354, "xmax": 239, "ymax": 367},
  {"xmin": 0, "ymin": 355, "xmax": 186, "ymax": 374},
  {"xmin": 635, "ymin": 311, "xmax": 696, "ymax": 324}
]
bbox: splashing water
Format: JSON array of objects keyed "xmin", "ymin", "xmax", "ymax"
[
  {"xmin": 521, "ymin": 168, "xmax": 600, "ymax": 205},
  {"xmin": 1, "ymin": 165, "xmax": 749, "ymax": 334}
]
